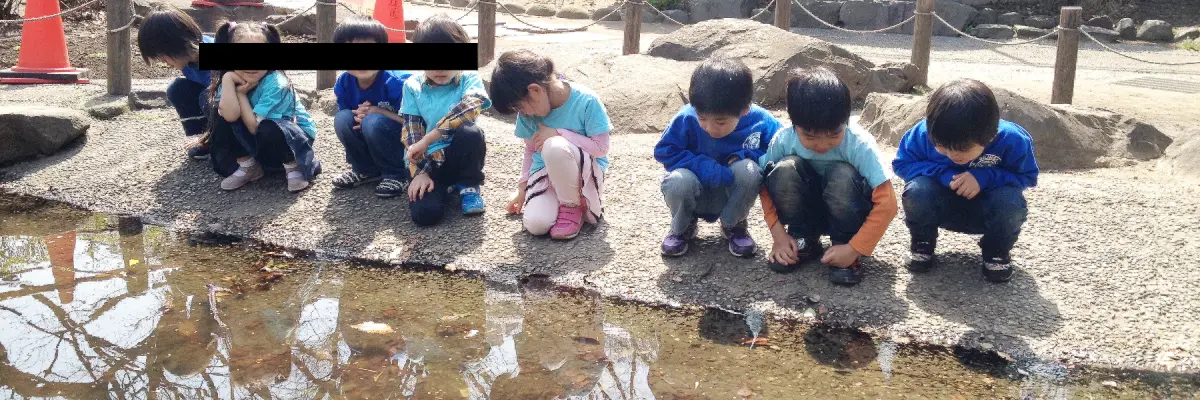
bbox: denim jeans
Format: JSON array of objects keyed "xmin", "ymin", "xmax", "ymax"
[
  {"xmin": 764, "ymin": 157, "xmax": 873, "ymax": 244},
  {"xmin": 409, "ymin": 123, "xmax": 487, "ymax": 226},
  {"xmin": 210, "ymin": 116, "xmax": 322, "ymax": 180},
  {"xmin": 661, "ymin": 159, "xmax": 763, "ymax": 235},
  {"xmin": 165, "ymin": 78, "xmax": 210, "ymax": 137},
  {"xmin": 333, "ymin": 110, "xmax": 409, "ymax": 181},
  {"xmin": 901, "ymin": 175, "xmax": 1028, "ymax": 258}
]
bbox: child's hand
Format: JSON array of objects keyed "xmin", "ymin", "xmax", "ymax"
[
  {"xmin": 222, "ymin": 71, "xmax": 243, "ymax": 85},
  {"xmin": 769, "ymin": 234, "xmax": 799, "ymax": 265},
  {"xmin": 406, "ymin": 140, "xmax": 430, "ymax": 164},
  {"xmin": 407, "ymin": 173, "xmax": 434, "ymax": 201},
  {"xmin": 949, "ymin": 172, "xmax": 981, "ymax": 199},
  {"xmin": 506, "ymin": 188, "xmax": 526, "ymax": 214},
  {"xmin": 821, "ymin": 244, "xmax": 860, "ymax": 268},
  {"xmin": 532, "ymin": 123, "xmax": 559, "ymax": 151},
  {"xmin": 234, "ymin": 79, "xmax": 254, "ymax": 95}
]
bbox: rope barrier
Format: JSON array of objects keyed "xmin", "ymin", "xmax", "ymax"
[
  {"xmin": 931, "ymin": 12, "xmax": 1059, "ymax": 45},
  {"xmin": 1079, "ymin": 28, "xmax": 1200, "ymax": 66},
  {"xmin": 107, "ymin": 12, "xmax": 140, "ymax": 33},
  {"xmin": 641, "ymin": 1, "xmax": 685, "ymax": 26},
  {"xmin": 0, "ymin": 0, "xmax": 102, "ymax": 23},
  {"xmin": 482, "ymin": 0, "xmax": 624, "ymax": 34},
  {"xmin": 748, "ymin": 0, "xmax": 776, "ymax": 21},
  {"xmin": 792, "ymin": 0, "xmax": 913, "ymax": 34},
  {"xmin": 312, "ymin": 0, "xmax": 416, "ymax": 33}
]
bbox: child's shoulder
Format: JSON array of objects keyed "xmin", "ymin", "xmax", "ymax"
[
  {"xmin": 261, "ymin": 71, "xmax": 290, "ymax": 88},
  {"xmin": 741, "ymin": 104, "xmax": 777, "ymax": 122},
  {"xmin": 997, "ymin": 119, "xmax": 1032, "ymax": 140}
]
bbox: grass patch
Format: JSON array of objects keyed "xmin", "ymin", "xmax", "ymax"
[{"xmin": 1179, "ymin": 39, "xmax": 1200, "ymax": 52}]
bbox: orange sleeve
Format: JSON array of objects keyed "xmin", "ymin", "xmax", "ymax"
[
  {"xmin": 760, "ymin": 187, "xmax": 780, "ymax": 229},
  {"xmin": 848, "ymin": 183, "xmax": 899, "ymax": 256}
]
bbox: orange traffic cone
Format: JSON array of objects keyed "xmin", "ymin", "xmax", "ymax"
[
  {"xmin": 0, "ymin": 0, "xmax": 89, "ymax": 84},
  {"xmin": 373, "ymin": 0, "xmax": 407, "ymax": 43}
]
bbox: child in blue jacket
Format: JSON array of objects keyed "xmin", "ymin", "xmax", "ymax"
[
  {"xmin": 892, "ymin": 79, "xmax": 1039, "ymax": 282},
  {"xmin": 654, "ymin": 56, "xmax": 783, "ymax": 258}
]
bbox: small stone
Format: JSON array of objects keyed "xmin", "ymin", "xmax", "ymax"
[
  {"xmin": 446, "ymin": 264, "xmax": 458, "ymax": 272},
  {"xmin": 980, "ymin": 342, "xmax": 994, "ymax": 351},
  {"xmin": 1102, "ymin": 381, "xmax": 1118, "ymax": 388},
  {"xmin": 85, "ymin": 96, "xmax": 130, "ymax": 120},
  {"xmin": 807, "ymin": 295, "xmax": 821, "ymax": 303},
  {"xmin": 671, "ymin": 276, "xmax": 683, "ymax": 283}
]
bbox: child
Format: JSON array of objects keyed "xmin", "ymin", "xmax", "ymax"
[
  {"xmin": 759, "ymin": 67, "xmax": 898, "ymax": 286},
  {"xmin": 400, "ymin": 14, "xmax": 492, "ymax": 226},
  {"xmin": 892, "ymin": 79, "xmax": 1038, "ymax": 283},
  {"xmin": 654, "ymin": 56, "xmax": 783, "ymax": 257},
  {"xmin": 490, "ymin": 49, "xmax": 613, "ymax": 240},
  {"xmin": 207, "ymin": 21, "xmax": 322, "ymax": 193},
  {"xmin": 138, "ymin": 8, "xmax": 214, "ymax": 160},
  {"xmin": 330, "ymin": 16, "xmax": 414, "ymax": 198}
]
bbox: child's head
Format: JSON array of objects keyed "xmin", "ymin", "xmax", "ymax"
[
  {"xmin": 489, "ymin": 49, "xmax": 557, "ymax": 116},
  {"xmin": 137, "ymin": 8, "xmax": 204, "ymax": 69},
  {"xmin": 213, "ymin": 20, "xmax": 281, "ymax": 85},
  {"xmin": 786, "ymin": 67, "xmax": 852, "ymax": 154},
  {"xmin": 334, "ymin": 16, "xmax": 389, "ymax": 82},
  {"xmin": 414, "ymin": 14, "xmax": 470, "ymax": 85},
  {"xmin": 688, "ymin": 55, "xmax": 753, "ymax": 139},
  {"xmin": 926, "ymin": 79, "xmax": 1000, "ymax": 165}
]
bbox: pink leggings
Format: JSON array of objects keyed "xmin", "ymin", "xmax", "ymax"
[{"xmin": 524, "ymin": 136, "xmax": 583, "ymax": 235}]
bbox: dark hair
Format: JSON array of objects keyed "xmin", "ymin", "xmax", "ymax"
[
  {"xmin": 688, "ymin": 55, "xmax": 753, "ymax": 117},
  {"xmin": 333, "ymin": 15, "xmax": 389, "ymax": 44},
  {"xmin": 786, "ymin": 67, "xmax": 851, "ymax": 135},
  {"xmin": 488, "ymin": 50, "xmax": 556, "ymax": 115},
  {"xmin": 926, "ymin": 79, "xmax": 1000, "ymax": 151},
  {"xmin": 413, "ymin": 14, "xmax": 470, "ymax": 44},
  {"xmin": 137, "ymin": 8, "xmax": 204, "ymax": 65},
  {"xmin": 206, "ymin": 21, "xmax": 290, "ymax": 130}
]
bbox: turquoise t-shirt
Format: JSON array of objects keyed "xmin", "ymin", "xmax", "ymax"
[
  {"xmin": 514, "ymin": 82, "xmax": 613, "ymax": 176},
  {"xmin": 399, "ymin": 71, "xmax": 491, "ymax": 155},
  {"xmin": 757, "ymin": 125, "xmax": 892, "ymax": 188},
  {"xmin": 215, "ymin": 71, "xmax": 318, "ymax": 139}
]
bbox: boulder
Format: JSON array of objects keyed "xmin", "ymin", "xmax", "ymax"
[
  {"xmin": 556, "ymin": 6, "xmax": 590, "ymax": 19},
  {"xmin": 793, "ymin": 0, "xmax": 842, "ymax": 29},
  {"xmin": 752, "ymin": 8, "xmax": 773, "ymax": 24},
  {"xmin": 865, "ymin": 62, "xmax": 919, "ymax": 94},
  {"xmin": 266, "ymin": 12, "xmax": 316, "ymax": 36},
  {"xmin": 1175, "ymin": 28, "xmax": 1200, "ymax": 42},
  {"xmin": 951, "ymin": 0, "xmax": 992, "ymax": 6},
  {"xmin": 1115, "ymin": 17, "xmax": 1136, "ymax": 40},
  {"xmin": 662, "ymin": 9, "xmax": 690, "ymax": 24},
  {"xmin": 973, "ymin": 7, "xmax": 997, "ymax": 25},
  {"xmin": 563, "ymin": 54, "xmax": 695, "ymax": 134},
  {"xmin": 1014, "ymin": 25, "xmax": 1052, "ymax": 40},
  {"xmin": 314, "ymin": 89, "xmax": 338, "ymax": 117},
  {"xmin": 997, "ymin": 11, "xmax": 1022, "ymax": 26},
  {"xmin": 1081, "ymin": 26, "xmax": 1119, "ymax": 43},
  {"xmin": 527, "ymin": 4, "xmax": 556, "ymax": 17},
  {"xmin": 84, "ymin": 95, "xmax": 130, "ymax": 120},
  {"xmin": 500, "ymin": 3, "xmax": 526, "ymax": 14},
  {"xmin": 930, "ymin": 1, "xmax": 978, "ymax": 37},
  {"xmin": 838, "ymin": 1, "xmax": 886, "ymax": 31},
  {"xmin": 447, "ymin": 0, "xmax": 468, "ymax": 6},
  {"xmin": 859, "ymin": 89, "xmax": 1174, "ymax": 170},
  {"xmin": 646, "ymin": 19, "xmax": 908, "ymax": 104},
  {"xmin": 129, "ymin": 89, "xmax": 169, "ymax": 110},
  {"xmin": 628, "ymin": 6, "xmax": 661, "ymax": 23},
  {"xmin": 593, "ymin": 4, "xmax": 621, "ymax": 21},
  {"xmin": 1137, "ymin": 20, "xmax": 1173, "ymax": 42},
  {"xmin": 1084, "ymin": 15, "xmax": 1113, "ymax": 30},
  {"xmin": 686, "ymin": 0, "xmax": 753, "ymax": 22},
  {"xmin": 971, "ymin": 24, "xmax": 1014, "ymax": 39},
  {"xmin": 0, "ymin": 106, "xmax": 90, "ymax": 164},
  {"xmin": 1159, "ymin": 128, "xmax": 1200, "ymax": 177},
  {"xmin": 1024, "ymin": 15, "xmax": 1057, "ymax": 30},
  {"xmin": 295, "ymin": 87, "xmax": 316, "ymax": 110}
]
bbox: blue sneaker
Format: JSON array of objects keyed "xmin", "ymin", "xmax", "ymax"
[{"xmin": 460, "ymin": 186, "xmax": 485, "ymax": 215}]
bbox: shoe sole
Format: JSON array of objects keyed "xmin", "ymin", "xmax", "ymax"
[
  {"xmin": 221, "ymin": 172, "xmax": 264, "ymax": 191},
  {"xmin": 661, "ymin": 243, "xmax": 688, "ymax": 257},
  {"xmin": 190, "ymin": 154, "xmax": 210, "ymax": 161},
  {"xmin": 334, "ymin": 176, "xmax": 384, "ymax": 190},
  {"xmin": 728, "ymin": 245, "xmax": 755, "ymax": 258},
  {"xmin": 551, "ymin": 231, "xmax": 580, "ymax": 240},
  {"xmin": 463, "ymin": 208, "xmax": 486, "ymax": 215},
  {"xmin": 375, "ymin": 191, "xmax": 403, "ymax": 198}
]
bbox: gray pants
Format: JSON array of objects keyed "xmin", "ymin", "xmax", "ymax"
[{"xmin": 661, "ymin": 159, "xmax": 764, "ymax": 235}]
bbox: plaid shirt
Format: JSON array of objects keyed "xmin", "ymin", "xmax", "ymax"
[{"xmin": 401, "ymin": 74, "xmax": 489, "ymax": 177}]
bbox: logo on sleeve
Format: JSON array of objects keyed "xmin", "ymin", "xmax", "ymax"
[
  {"xmin": 743, "ymin": 131, "xmax": 762, "ymax": 150},
  {"xmin": 969, "ymin": 154, "xmax": 1002, "ymax": 168}
]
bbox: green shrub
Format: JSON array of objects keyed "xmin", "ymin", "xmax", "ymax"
[{"xmin": 648, "ymin": 0, "xmax": 683, "ymax": 11}]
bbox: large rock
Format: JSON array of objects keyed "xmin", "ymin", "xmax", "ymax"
[
  {"xmin": 793, "ymin": 0, "xmax": 842, "ymax": 29},
  {"xmin": 971, "ymin": 24, "xmax": 1014, "ymax": 39},
  {"xmin": 565, "ymin": 55, "xmax": 695, "ymax": 134},
  {"xmin": 686, "ymin": 0, "xmax": 752, "ymax": 22},
  {"xmin": 621, "ymin": 5, "xmax": 661, "ymax": 23},
  {"xmin": 500, "ymin": 2, "xmax": 525, "ymax": 14},
  {"xmin": 930, "ymin": 1, "xmax": 978, "ymax": 37},
  {"xmin": 1082, "ymin": 26, "xmax": 1120, "ymax": 43},
  {"xmin": 314, "ymin": 89, "xmax": 338, "ymax": 117},
  {"xmin": 526, "ymin": 4, "xmax": 556, "ymax": 17},
  {"xmin": 1159, "ymin": 128, "xmax": 1200, "ymax": 177},
  {"xmin": 752, "ymin": 8, "xmax": 773, "ymax": 24},
  {"xmin": 267, "ymin": 11, "xmax": 315, "ymax": 36},
  {"xmin": 1174, "ymin": 28, "xmax": 1200, "ymax": 42},
  {"xmin": 951, "ymin": 0, "xmax": 992, "ymax": 6},
  {"xmin": 556, "ymin": 6, "xmax": 590, "ymax": 19},
  {"xmin": 838, "ymin": 1, "xmax": 887, "ymax": 31},
  {"xmin": 646, "ymin": 19, "xmax": 913, "ymax": 105},
  {"xmin": 859, "ymin": 90, "xmax": 1174, "ymax": 170},
  {"xmin": 1137, "ymin": 20, "xmax": 1173, "ymax": 42},
  {"xmin": 1084, "ymin": 15, "xmax": 1113, "ymax": 30},
  {"xmin": 1115, "ymin": 18, "xmax": 1136, "ymax": 40},
  {"xmin": 973, "ymin": 7, "xmax": 997, "ymax": 25},
  {"xmin": 661, "ymin": 9, "xmax": 689, "ymax": 24},
  {"xmin": 0, "ymin": 106, "xmax": 90, "ymax": 164},
  {"xmin": 1024, "ymin": 15, "xmax": 1057, "ymax": 30},
  {"xmin": 865, "ymin": 62, "xmax": 919, "ymax": 94},
  {"xmin": 84, "ymin": 95, "xmax": 130, "ymax": 120},
  {"xmin": 997, "ymin": 11, "xmax": 1022, "ymax": 26},
  {"xmin": 592, "ymin": 4, "xmax": 621, "ymax": 21},
  {"xmin": 1014, "ymin": 25, "xmax": 1052, "ymax": 39},
  {"xmin": 129, "ymin": 89, "xmax": 168, "ymax": 110}
]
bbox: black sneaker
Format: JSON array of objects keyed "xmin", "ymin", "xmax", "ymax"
[
  {"xmin": 829, "ymin": 258, "xmax": 864, "ymax": 286},
  {"xmin": 374, "ymin": 178, "xmax": 408, "ymax": 198},
  {"xmin": 187, "ymin": 145, "xmax": 210, "ymax": 160},
  {"xmin": 907, "ymin": 240, "xmax": 937, "ymax": 272},
  {"xmin": 982, "ymin": 255, "xmax": 1015, "ymax": 283},
  {"xmin": 332, "ymin": 171, "xmax": 382, "ymax": 189},
  {"xmin": 768, "ymin": 235, "xmax": 821, "ymax": 273}
]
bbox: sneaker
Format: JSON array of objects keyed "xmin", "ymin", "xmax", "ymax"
[
  {"xmin": 828, "ymin": 257, "xmax": 864, "ymax": 286},
  {"xmin": 460, "ymin": 186, "xmax": 485, "ymax": 215},
  {"xmin": 982, "ymin": 255, "xmax": 1015, "ymax": 283},
  {"xmin": 721, "ymin": 222, "xmax": 756, "ymax": 258},
  {"xmin": 661, "ymin": 221, "xmax": 698, "ymax": 257},
  {"xmin": 186, "ymin": 133, "xmax": 210, "ymax": 160},
  {"xmin": 285, "ymin": 167, "xmax": 310, "ymax": 193},
  {"xmin": 550, "ymin": 203, "xmax": 585, "ymax": 240},
  {"xmin": 220, "ymin": 163, "xmax": 264, "ymax": 191},
  {"xmin": 768, "ymin": 235, "xmax": 821, "ymax": 274},
  {"xmin": 332, "ymin": 171, "xmax": 382, "ymax": 189},
  {"xmin": 907, "ymin": 240, "xmax": 937, "ymax": 272},
  {"xmin": 374, "ymin": 178, "xmax": 408, "ymax": 198}
]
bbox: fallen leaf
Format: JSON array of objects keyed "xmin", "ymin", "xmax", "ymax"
[
  {"xmin": 352, "ymin": 322, "xmax": 396, "ymax": 334},
  {"xmin": 128, "ymin": 259, "xmax": 140, "ymax": 266},
  {"xmin": 740, "ymin": 337, "xmax": 770, "ymax": 346}
]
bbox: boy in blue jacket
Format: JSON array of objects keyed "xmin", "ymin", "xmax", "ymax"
[
  {"xmin": 330, "ymin": 16, "xmax": 414, "ymax": 198},
  {"xmin": 892, "ymin": 79, "xmax": 1039, "ymax": 282},
  {"xmin": 654, "ymin": 56, "xmax": 783, "ymax": 257}
]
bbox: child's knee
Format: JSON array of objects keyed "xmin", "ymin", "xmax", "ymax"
[
  {"xmin": 730, "ymin": 159, "xmax": 763, "ymax": 190},
  {"xmin": 410, "ymin": 201, "xmax": 445, "ymax": 226},
  {"xmin": 541, "ymin": 136, "xmax": 576, "ymax": 164},
  {"xmin": 360, "ymin": 114, "xmax": 392, "ymax": 135},
  {"xmin": 902, "ymin": 176, "xmax": 940, "ymax": 205},
  {"xmin": 983, "ymin": 187, "xmax": 1028, "ymax": 223},
  {"xmin": 823, "ymin": 162, "xmax": 865, "ymax": 203},
  {"xmin": 765, "ymin": 156, "xmax": 803, "ymax": 195},
  {"xmin": 523, "ymin": 209, "xmax": 556, "ymax": 236},
  {"xmin": 333, "ymin": 110, "xmax": 357, "ymax": 134},
  {"xmin": 662, "ymin": 169, "xmax": 701, "ymax": 199}
]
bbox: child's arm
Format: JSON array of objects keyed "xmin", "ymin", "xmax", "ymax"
[
  {"xmin": 557, "ymin": 129, "xmax": 610, "ymax": 158},
  {"xmin": 334, "ymin": 74, "xmax": 356, "ymax": 111},
  {"xmin": 731, "ymin": 110, "xmax": 784, "ymax": 163},
  {"xmin": 430, "ymin": 93, "xmax": 488, "ymax": 138},
  {"xmin": 892, "ymin": 122, "xmax": 959, "ymax": 187},
  {"xmin": 237, "ymin": 92, "xmax": 260, "ymax": 133},
  {"xmin": 847, "ymin": 182, "xmax": 899, "ymax": 257},
  {"xmin": 369, "ymin": 107, "xmax": 405, "ymax": 124},
  {"xmin": 401, "ymin": 114, "xmax": 433, "ymax": 178},
  {"xmin": 217, "ymin": 73, "xmax": 242, "ymax": 122},
  {"xmin": 970, "ymin": 138, "xmax": 1039, "ymax": 190},
  {"xmin": 654, "ymin": 116, "xmax": 734, "ymax": 188}
]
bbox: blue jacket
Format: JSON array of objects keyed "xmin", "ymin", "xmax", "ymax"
[
  {"xmin": 654, "ymin": 105, "xmax": 782, "ymax": 188},
  {"xmin": 334, "ymin": 70, "xmax": 412, "ymax": 112},
  {"xmin": 893, "ymin": 119, "xmax": 1039, "ymax": 190}
]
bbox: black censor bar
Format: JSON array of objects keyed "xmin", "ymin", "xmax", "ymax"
[{"xmin": 198, "ymin": 43, "xmax": 479, "ymax": 71}]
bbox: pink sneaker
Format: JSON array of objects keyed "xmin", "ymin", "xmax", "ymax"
[{"xmin": 550, "ymin": 203, "xmax": 585, "ymax": 240}]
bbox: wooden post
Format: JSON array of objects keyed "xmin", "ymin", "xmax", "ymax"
[
  {"xmin": 316, "ymin": 0, "xmax": 336, "ymax": 90},
  {"xmin": 622, "ymin": 0, "xmax": 643, "ymax": 55},
  {"xmin": 909, "ymin": 0, "xmax": 933, "ymax": 86},
  {"xmin": 775, "ymin": 0, "xmax": 791, "ymax": 30},
  {"xmin": 478, "ymin": 0, "xmax": 497, "ymax": 67},
  {"xmin": 106, "ymin": 0, "xmax": 131, "ymax": 95},
  {"xmin": 1051, "ymin": 6, "xmax": 1082, "ymax": 104}
]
